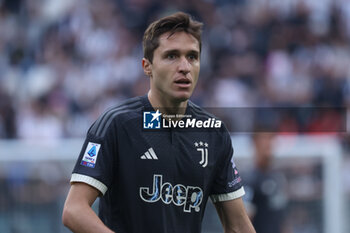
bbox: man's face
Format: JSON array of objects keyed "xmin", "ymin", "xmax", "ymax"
[{"xmin": 143, "ymin": 31, "xmax": 200, "ymax": 104}]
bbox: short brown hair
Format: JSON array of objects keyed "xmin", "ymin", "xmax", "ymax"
[{"xmin": 143, "ymin": 12, "xmax": 203, "ymax": 63}]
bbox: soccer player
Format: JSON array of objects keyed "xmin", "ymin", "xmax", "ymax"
[
  {"xmin": 243, "ymin": 133, "xmax": 288, "ymax": 233},
  {"xmin": 62, "ymin": 11, "xmax": 255, "ymax": 233}
]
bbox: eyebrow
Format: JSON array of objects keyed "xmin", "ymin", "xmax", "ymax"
[{"xmin": 163, "ymin": 49, "xmax": 199, "ymax": 55}]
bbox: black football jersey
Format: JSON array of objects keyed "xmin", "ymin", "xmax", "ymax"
[{"xmin": 71, "ymin": 95, "xmax": 244, "ymax": 233}]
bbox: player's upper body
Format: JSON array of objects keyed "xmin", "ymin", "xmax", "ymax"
[
  {"xmin": 69, "ymin": 95, "xmax": 244, "ymax": 233},
  {"xmin": 62, "ymin": 11, "xmax": 256, "ymax": 233}
]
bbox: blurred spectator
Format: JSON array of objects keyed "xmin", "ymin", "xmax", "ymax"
[{"xmin": 0, "ymin": 88, "xmax": 16, "ymax": 138}]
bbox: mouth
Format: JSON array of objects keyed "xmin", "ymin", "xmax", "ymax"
[{"xmin": 174, "ymin": 78, "xmax": 191, "ymax": 88}]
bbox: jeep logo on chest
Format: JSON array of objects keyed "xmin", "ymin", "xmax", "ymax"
[{"xmin": 139, "ymin": 174, "xmax": 203, "ymax": 213}]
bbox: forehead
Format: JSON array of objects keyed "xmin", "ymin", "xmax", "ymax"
[{"xmin": 157, "ymin": 31, "xmax": 200, "ymax": 52}]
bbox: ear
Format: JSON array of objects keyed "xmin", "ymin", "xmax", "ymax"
[{"xmin": 142, "ymin": 58, "xmax": 152, "ymax": 77}]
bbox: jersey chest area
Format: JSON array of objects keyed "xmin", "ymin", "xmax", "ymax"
[
  {"xmin": 116, "ymin": 129, "xmax": 222, "ymax": 214},
  {"xmin": 119, "ymin": 129, "xmax": 220, "ymax": 181}
]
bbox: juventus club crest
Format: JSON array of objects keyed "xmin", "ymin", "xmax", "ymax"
[{"xmin": 194, "ymin": 141, "xmax": 208, "ymax": 167}]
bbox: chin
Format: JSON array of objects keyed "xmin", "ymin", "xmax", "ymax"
[{"xmin": 172, "ymin": 93, "xmax": 191, "ymax": 102}]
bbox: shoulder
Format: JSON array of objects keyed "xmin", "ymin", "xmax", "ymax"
[
  {"xmin": 88, "ymin": 96, "xmax": 144, "ymax": 137},
  {"xmin": 188, "ymin": 101, "xmax": 217, "ymax": 120},
  {"xmin": 188, "ymin": 100, "xmax": 229, "ymax": 134}
]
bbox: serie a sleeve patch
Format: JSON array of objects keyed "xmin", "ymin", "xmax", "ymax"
[{"xmin": 80, "ymin": 142, "xmax": 101, "ymax": 168}]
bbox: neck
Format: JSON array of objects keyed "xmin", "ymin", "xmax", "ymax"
[{"xmin": 147, "ymin": 91, "xmax": 188, "ymax": 116}]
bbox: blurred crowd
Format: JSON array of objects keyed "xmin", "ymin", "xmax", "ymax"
[
  {"xmin": 0, "ymin": 0, "xmax": 350, "ymax": 139},
  {"xmin": 1, "ymin": 1, "xmax": 350, "ymax": 232}
]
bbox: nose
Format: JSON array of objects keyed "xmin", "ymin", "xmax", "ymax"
[{"xmin": 178, "ymin": 57, "xmax": 190, "ymax": 75}]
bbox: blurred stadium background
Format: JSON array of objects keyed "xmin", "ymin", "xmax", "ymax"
[{"xmin": 0, "ymin": 0, "xmax": 350, "ymax": 232}]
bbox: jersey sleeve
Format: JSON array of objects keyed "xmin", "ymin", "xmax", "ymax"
[
  {"xmin": 70, "ymin": 121, "xmax": 117, "ymax": 196},
  {"xmin": 210, "ymin": 130, "xmax": 245, "ymax": 203}
]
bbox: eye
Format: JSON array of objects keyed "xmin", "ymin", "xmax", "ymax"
[
  {"xmin": 167, "ymin": 54, "xmax": 177, "ymax": 60},
  {"xmin": 188, "ymin": 54, "xmax": 198, "ymax": 61}
]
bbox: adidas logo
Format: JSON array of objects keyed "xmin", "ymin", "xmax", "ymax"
[{"xmin": 141, "ymin": 148, "xmax": 158, "ymax": 160}]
